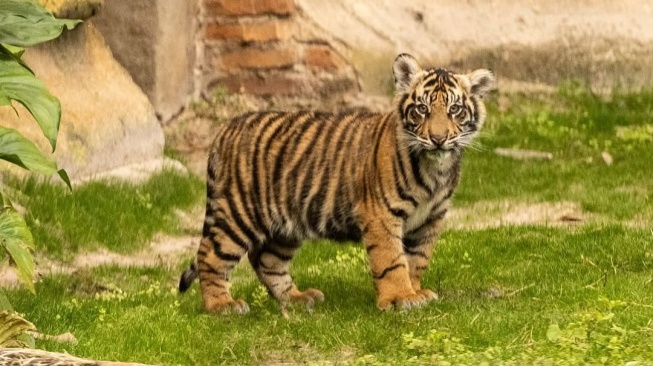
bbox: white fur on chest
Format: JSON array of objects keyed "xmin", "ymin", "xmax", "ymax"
[{"xmin": 404, "ymin": 192, "xmax": 450, "ymax": 233}]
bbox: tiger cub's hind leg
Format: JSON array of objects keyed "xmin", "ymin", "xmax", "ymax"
[
  {"xmin": 249, "ymin": 238, "xmax": 324, "ymax": 312},
  {"xmin": 197, "ymin": 218, "xmax": 252, "ymax": 314}
]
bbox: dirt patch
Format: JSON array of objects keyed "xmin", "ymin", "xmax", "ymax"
[
  {"xmin": 448, "ymin": 200, "xmax": 596, "ymax": 230},
  {"xmin": 0, "ymin": 234, "xmax": 198, "ymax": 289}
]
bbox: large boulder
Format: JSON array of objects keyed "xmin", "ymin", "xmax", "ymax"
[
  {"xmin": 92, "ymin": 0, "xmax": 197, "ymax": 122},
  {"xmin": 0, "ymin": 8, "xmax": 167, "ymax": 182}
]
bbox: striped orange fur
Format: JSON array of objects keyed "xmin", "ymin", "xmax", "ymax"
[{"xmin": 179, "ymin": 54, "xmax": 495, "ymax": 313}]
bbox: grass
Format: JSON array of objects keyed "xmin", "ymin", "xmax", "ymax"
[
  {"xmin": 4, "ymin": 85, "xmax": 653, "ymax": 365},
  {"xmin": 3, "ymin": 170, "xmax": 204, "ymax": 260},
  {"xmin": 457, "ymin": 83, "xmax": 653, "ymax": 224}
]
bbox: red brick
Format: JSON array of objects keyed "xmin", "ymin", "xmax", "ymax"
[
  {"xmin": 304, "ymin": 44, "xmax": 347, "ymax": 71},
  {"xmin": 215, "ymin": 72, "xmax": 305, "ymax": 95},
  {"xmin": 205, "ymin": 20, "xmax": 295, "ymax": 42},
  {"xmin": 220, "ymin": 47, "xmax": 297, "ymax": 70},
  {"xmin": 205, "ymin": 0, "xmax": 295, "ymax": 17}
]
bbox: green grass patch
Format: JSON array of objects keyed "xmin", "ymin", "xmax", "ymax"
[
  {"xmin": 4, "ymin": 169, "xmax": 204, "ymax": 260},
  {"xmin": 456, "ymin": 84, "xmax": 653, "ymax": 223},
  {"xmin": 7, "ymin": 226, "xmax": 653, "ymax": 365},
  {"xmin": 3, "ymin": 86, "xmax": 653, "ymax": 364}
]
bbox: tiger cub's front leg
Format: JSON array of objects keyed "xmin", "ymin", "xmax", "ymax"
[
  {"xmin": 403, "ymin": 213, "xmax": 446, "ymax": 303},
  {"xmin": 362, "ymin": 214, "xmax": 430, "ymax": 310}
]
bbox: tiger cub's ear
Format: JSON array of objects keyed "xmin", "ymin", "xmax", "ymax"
[
  {"xmin": 393, "ymin": 53, "xmax": 423, "ymax": 95},
  {"xmin": 467, "ymin": 69, "xmax": 495, "ymax": 98}
]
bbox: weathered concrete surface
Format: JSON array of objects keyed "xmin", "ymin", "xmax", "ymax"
[
  {"xmin": 297, "ymin": 0, "xmax": 653, "ymax": 93},
  {"xmin": 93, "ymin": 0, "xmax": 198, "ymax": 122},
  {"xmin": 0, "ymin": 23, "xmax": 165, "ymax": 182}
]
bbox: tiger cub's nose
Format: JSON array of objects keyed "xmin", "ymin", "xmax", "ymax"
[{"xmin": 430, "ymin": 135, "xmax": 447, "ymax": 146}]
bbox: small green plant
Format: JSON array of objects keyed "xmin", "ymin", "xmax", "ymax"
[
  {"xmin": 0, "ymin": 0, "xmax": 80, "ymax": 345},
  {"xmin": 1, "ymin": 0, "xmax": 79, "ymax": 291}
]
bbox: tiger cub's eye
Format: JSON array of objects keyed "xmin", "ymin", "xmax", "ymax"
[
  {"xmin": 449, "ymin": 104, "xmax": 461, "ymax": 115},
  {"xmin": 416, "ymin": 104, "xmax": 429, "ymax": 114}
]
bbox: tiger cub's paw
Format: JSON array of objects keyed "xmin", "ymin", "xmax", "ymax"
[
  {"xmin": 285, "ymin": 287, "xmax": 325, "ymax": 308},
  {"xmin": 377, "ymin": 291, "xmax": 433, "ymax": 311},
  {"xmin": 416, "ymin": 289, "xmax": 439, "ymax": 303},
  {"xmin": 205, "ymin": 298, "xmax": 250, "ymax": 315}
]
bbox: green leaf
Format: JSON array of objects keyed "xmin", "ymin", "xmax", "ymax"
[
  {"xmin": 0, "ymin": 207, "xmax": 35, "ymax": 293},
  {"xmin": 0, "ymin": 291, "xmax": 13, "ymax": 312},
  {"xmin": 0, "ymin": 127, "xmax": 71, "ymax": 189},
  {"xmin": 0, "ymin": 53, "xmax": 60, "ymax": 151},
  {"xmin": 1, "ymin": 43, "xmax": 33, "ymax": 74},
  {"xmin": 546, "ymin": 324, "xmax": 561, "ymax": 342},
  {"xmin": 0, "ymin": 310, "xmax": 37, "ymax": 347},
  {"xmin": 0, "ymin": 0, "xmax": 81, "ymax": 48},
  {"xmin": 0, "ymin": 126, "xmax": 56, "ymax": 174},
  {"xmin": 0, "ymin": 43, "xmax": 25, "ymax": 58}
]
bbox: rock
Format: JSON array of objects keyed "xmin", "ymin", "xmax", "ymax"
[
  {"xmin": 92, "ymin": 0, "xmax": 197, "ymax": 122},
  {"xmin": 494, "ymin": 148, "xmax": 553, "ymax": 160},
  {"xmin": 0, "ymin": 348, "xmax": 156, "ymax": 366},
  {"xmin": 0, "ymin": 22, "xmax": 166, "ymax": 183},
  {"xmin": 601, "ymin": 151, "xmax": 614, "ymax": 166},
  {"xmin": 40, "ymin": 0, "xmax": 103, "ymax": 20}
]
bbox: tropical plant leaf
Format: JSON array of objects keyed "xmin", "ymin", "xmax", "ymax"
[
  {"xmin": 0, "ymin": 127, "xmax": 70, "ymax": 188},
  {"xmin": 0, "ymin": 291, "xmax": 12, "ymax": 312},
  {"xmin": 1, "ymin": 43, "xmax": 32, "ymax": 74},
  {"xmin": 0, "ymin": 43, "xmax": 24, "ymax": 58},
  {"xmin": 0, "ymin": 53, "xmax": 60, "ymax": 151},
  {"xmin": 0, "ymin": 0, "xmax": 81, "ymax": 48},
  {"xmin": 0, "ymin": 311, "xmax": 37, "ymax": 348},
  {"xmin": 0, "ymin": 207, "xmax": 35, "ymax": 294}
]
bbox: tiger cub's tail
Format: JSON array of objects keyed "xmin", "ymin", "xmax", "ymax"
[{"xmin": 178, "ymin": 259, "xmax": 198, "ymax": 293}]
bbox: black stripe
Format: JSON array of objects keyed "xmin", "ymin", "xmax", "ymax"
[
  {"xmin": 198, "ymin": 261, "xmax": 220, "ymax": 275},
  {"xmin": 404, "ymin": 248, "xmax": 429, "ymax": 259},
  {"xmin": 263, "ymin": 113, "xmax": 298, "ymax": 224},
  {"xmin": 392, "ymin": 140, "xmax": 418, "ymax": 207},
  {"xmin": 271, "ymin": 113, "xmax": 319, "ymax": 186},
  {"xmin": 373, "ymin": 263, "xmax": 405, "ymax": 280},
  {"xmin": 407, "ymin": 209, "xmax": 448, "ymax": 236},
  {"xmin": 392, "ymin": 156, "xmax": 418, "ymax": 207},
  {"xmin": 221, "ymin": 186, "xmax": 259, "ymax": 245},
  {"xmin": 409, "ymin": 153, "xmax": 432, "ymax": 194},
  {"xmin": 370, "ymin": 114, "xmax": 390, "ymax": 169},
  {"xmin": 261, "ymin": 270, "xmax": 288, "ymax": 277},
  {"xmin": 231, "ymin": 155, "xmax": 265, "ymax": 237},
  {"xmin": 389, "ymin": 207, "xmax": 409, "ymax": 219},
  {"xmin": 213, "ymin": 245, "xmax": 241, "ymax": 262},
  {"xmin": 380, "ymin": 220, "xmax": 402, "ymax": 241},
  {"xmin": 307, "ymin": 117, "xmax": 352, "ymax": 231},
  {"xmin": 281, "ymin": 284, "xmax": 294, "ymax": 295},
  {"xmin": 250, "ymin": 112, "xmax": 286, "ymax": 226},
  {"xmin": 207, "ymin": 279, "xmax": 227, "ymax": 288},
  {"xmin": 372, "ymin": 115, "xmax": 407, "ymax": 218},
  {"xmin": 423, "ymin": 75, "xmax": 438, "ymax": 89},
  {"xmin": 212, "ymin": 217, "xmax": 250, "ymax": 251},
  {"xmin": 262, "ymin": 246, "xmax": 293, "ymax": 261},
  {"xmin": 366, "ymin": 244, "xmax": 378, "ymax": 253}
]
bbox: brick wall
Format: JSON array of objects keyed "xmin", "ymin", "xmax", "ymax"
[{"xmin": 201, "ymin": 0, "xmax": 359, "ymax": 98}]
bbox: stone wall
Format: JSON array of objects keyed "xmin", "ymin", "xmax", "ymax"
[
  {"xmin": 0, "ymin": 17, "xmax": 166, "ymax": 182},
  {"xmin": 200, "ymin": 0, "xmax": 360, "ymax": 98},
  {"xmin": 92, "ymin": 0, "xmax": 653, "ymax": 119},
  {"xmin": 93, "ymin": 0, "xmax": 197, "ymax": 122}
]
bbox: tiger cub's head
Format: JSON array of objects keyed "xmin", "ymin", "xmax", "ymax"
[{"xmin": 393, "ymin": 53, "xmax": 495, "ymax": 154}]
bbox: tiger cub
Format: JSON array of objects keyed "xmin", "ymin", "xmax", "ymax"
[{"xmin": 179, "ymin": 54, "xmax": 494, "ymax": 313}]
